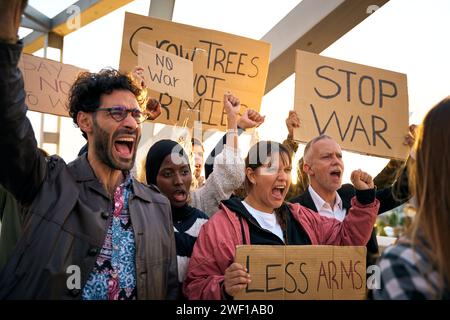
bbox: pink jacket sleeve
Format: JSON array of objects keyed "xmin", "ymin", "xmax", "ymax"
[
  {"xmin": 183, "ymin": 210, "xmax": 239, "ymax": 300},
  {"xmin": 297, "ymin": 197, "xmax": 380, "ymax": 245}
]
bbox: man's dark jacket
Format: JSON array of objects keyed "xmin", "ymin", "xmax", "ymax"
[
  {"xmin": 289, "ymin": 172, "xmax": 410, "ymax": 259},
  {"xmin": 0, "ymin": 41, "xmax": 178, "ymax": 299}
]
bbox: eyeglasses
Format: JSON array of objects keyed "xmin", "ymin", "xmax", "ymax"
[{"xmin": 95, "ymin": 106, "xmax": 147, "ymax": 124}]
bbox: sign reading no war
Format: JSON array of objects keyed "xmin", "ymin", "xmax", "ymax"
[
  {"xmin": 294, "ymin": 50, "xmax": 409, "ymax": 160},
  {"xmin": 120, "ymin": 12, "xmax": 271, "ymax": 131},
  {"xmin": 18, "ymin": 54, "xmax": 86, "ymax": 117},
  {"xmin": 138, "ymin": 42, "xmax": 194, "ymax": 102},
  {"xmin": 234, "ymin": 245, "xmax": 367, "ymax": 300}
]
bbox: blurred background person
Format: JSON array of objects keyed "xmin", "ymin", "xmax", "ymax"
[{"xmin": 374, "ymin": 97, "xmax": 450, "ymax": 300}]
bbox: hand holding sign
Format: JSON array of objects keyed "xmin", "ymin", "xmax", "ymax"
[
  {"xmin": 145, "ymin": 98, "xmax": 162, "ymax": 121},
  {"xmin": 224, "ymin": 262, "xmax": 251, "ymax": 297},
  {"xmin": 132, "ymin": 66, "xmax": 146, "ymax": 88},
  {"xmin": 132, "ymin": 65, "xmax": 162, "ymax": 121},
  {"xmin": 403, "ymin": 124, "xmax": 418, "ymax": 148},
  {"xmin": 351, "ymin": 169, "xmax": 374, "ymax": 190}
]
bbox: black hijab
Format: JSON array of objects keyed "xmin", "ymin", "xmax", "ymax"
[{"xmin": 145, "ymin": 139, "xmax": 190, "ymax": 185}]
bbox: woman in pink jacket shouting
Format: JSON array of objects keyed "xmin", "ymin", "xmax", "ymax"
[{"xmin": 183, "ymin": 140, "xmax": 380, "ymax": 300}]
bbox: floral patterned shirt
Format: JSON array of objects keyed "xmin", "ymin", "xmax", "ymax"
[{"xmin": 82, "ymin": 176, "xmax": 137, "ymax": 300}]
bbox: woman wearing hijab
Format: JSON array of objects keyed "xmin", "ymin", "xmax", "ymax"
[
  {"xmin": 145, "ymin": 93, "xmax": 251, "ymax": 296},
  {"xmin": 145, "ymin": 139, "xmax": 209, "ymax": 297}
]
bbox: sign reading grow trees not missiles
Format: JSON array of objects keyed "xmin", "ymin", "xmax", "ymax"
[
  {"xmin": 294, "ymin": 50, "xmax": 409, "ymax": 160},
  {"xmin": 120, "ymin": 12, "xmax": 271, "ymax": 131}
]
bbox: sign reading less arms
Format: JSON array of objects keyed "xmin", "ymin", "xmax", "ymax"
[
  {"xmin": 294, "ymin": 50, "xmax": 409, "ymax": 160},
  {"xmin": 18, "ymin": 54, "xmax": 86, "ymax": 117},
  {"xmin": 120, "ymin": 12, "xmax": 271, "ymax": 131},
  {"xmin": 234, "ymin": 245, "xmax": 367, "ymax": 300}
]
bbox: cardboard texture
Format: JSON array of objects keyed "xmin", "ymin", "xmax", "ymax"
[
  {"xmin": 294, "ymin": 50, "xmax": 409, "ymax": 160},
  {"xmin": 234, "ymin": 245, "xmax": 367, "ymax": 300},
  {"xmin": 18, "ymin": 53, "xmax": 86, "ymax": 117},
  {"xmin": 120, "ymin": 12, "xmax": 271, "ymax": 131},
  {"xmin": 138, "ymin": 42, "xmax": 194, "ymax": 102}
]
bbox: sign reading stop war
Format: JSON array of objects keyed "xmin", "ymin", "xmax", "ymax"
[
  {"xmin": 235, "ymin": 245, "xmax": 367, "ymax": 300},
  {"xmin": 120, "ymin": 12, "xmax": 271, "ymax": 131},
  {"xmin": 18, "ymin": 53, "xmax": 86, "ymax": 117},
  {"xmin": 138, "ymin": 42, "xmax": 194, "ymax": 102},
  {"xmin": 294, "ymin": 50, "xmax": 409, "ymax": 160}
]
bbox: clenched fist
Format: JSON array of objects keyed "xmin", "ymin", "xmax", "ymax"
[
  {"xmin": 0, "ymin": 0, "xmax": 28, "ymax": 43},
  {"xmin": 350, "ymin": 169, "xmax": 374, "ymax": 190},
  {"xmin": 238, "ymin": 109, "xmax": 265, "ymax": 129},
  {"xmin": 223, "ymin": 93, "xmax": 241, "ymax": 117},
  {"xmin": 286, "ymin": 110, "xmax": 300, "ymax": 138}
]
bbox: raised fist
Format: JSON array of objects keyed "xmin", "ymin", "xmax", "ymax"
[
  {"xmin": 350, "ymin": 169, "xmax": 374, "ymax": 190},
  {"xmin": 286, "ymin": 110, "xmax": 300, "ymax": 138},
  {"xmin": 238, "ymin": 109, "xmax": 265, "ymax": 129}
]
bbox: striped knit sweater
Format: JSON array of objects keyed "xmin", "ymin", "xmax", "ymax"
[{"xmin": 172, "ymin": 204, "xmax": 209, "ymax": 294}]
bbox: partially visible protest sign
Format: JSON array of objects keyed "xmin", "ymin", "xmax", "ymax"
[
  {"xmin": 138, "ymin": 42, "xmax": 194, "ymax": 102},
  {"xmin": 235, "ymin": 245, "xmax": 367, "ymax": 300},
  {"xmin": 18, "ymin": 53, "xmax": 86, "ymax": 117},
  {"xmin": 120, "ymin": 12, "xmax": 271, "ymax": 131},
  {"xmin": 294, "ymin": 50, "xmax": 409, "ymax": 160}
]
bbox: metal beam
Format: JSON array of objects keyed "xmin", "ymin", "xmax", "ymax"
[
  {"xmin": 149, "ymin": 0, "xmax": 176, "ymax": 20},
  {"xmin": 262, "ymin": 0, "xmax": 389, "ymax": 94},
  {"xmin": 21, "ymin": 31, "xmax": 64, "ymax": 51},
  {"xmin": 22, "ymin": 30, "xmax": 45, "ymax": 53},
  {"xmin": 23, "ymin": 0, "xmax": 133, "ymax": 54},
  {"xmin": 51, "ymin": 0, "xmax": 133, "ymax": 35},
  {"xmin": 23, "ymin": 5, "xmax": 51, "ymax": 31},
  {"xmin": 21, "ymin": 16, "xmax": 50, "ymax": 33}
]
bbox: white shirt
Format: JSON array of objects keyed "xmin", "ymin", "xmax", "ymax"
[
  {"xmin": 308, "ymin": 185, "xmax": 347, "ymax": 222},
  {"xmin": 242, "ymin": 201, "xmax": 284, "ymax": 242}
]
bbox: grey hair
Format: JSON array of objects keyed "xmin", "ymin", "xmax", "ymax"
[{"xmin": 303, "ymin": 134, "xmax": 334, "ymax": 163}]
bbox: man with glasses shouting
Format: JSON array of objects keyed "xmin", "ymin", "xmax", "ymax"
[{"xmin": 0, "ymin": 0, "xmax": 177, "ymax": 299}]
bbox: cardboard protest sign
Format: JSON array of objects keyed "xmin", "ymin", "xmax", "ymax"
[
  {"xmin": 294, "ymin": 50, "xmax": 409, "ymax": 160},
  {"xmin": 235, "ymin": 245, "xmax": 367, "ymax": 300},
  {"xmin": 138, "ymin": 42, "xmax": 194, "ymax": 102},
  {"xmin": 18, "ymin": 53, "xmax": 86, "ymax": 117},
  {"xmin": 120, "ymin": 12, "xmax": 271, "ymax": 131}
]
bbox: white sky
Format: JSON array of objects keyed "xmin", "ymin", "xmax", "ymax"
[{"xmin": 21, "ymin": 0, "xmax": 450, "ymax": 184}]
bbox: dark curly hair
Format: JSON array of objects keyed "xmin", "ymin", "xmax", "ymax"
[{"xmin": 68, "ymin": 69, "xmax": 145, "ymax": 138}]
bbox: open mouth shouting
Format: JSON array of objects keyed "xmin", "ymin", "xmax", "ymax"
[
  {"xmin": 173, "ymin": 189, "xmax": 188, "ymax": 203},
  {"xmin": 329, "ymin": 168, "xmax": 342, "ymax": 182},
  {"xmin": 271, "ymin": 185, "xmax": 286, "ymax": 201},
  {"xmin": 114, "ymin": 135, "xmax": 136, "ymax": 160}
]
